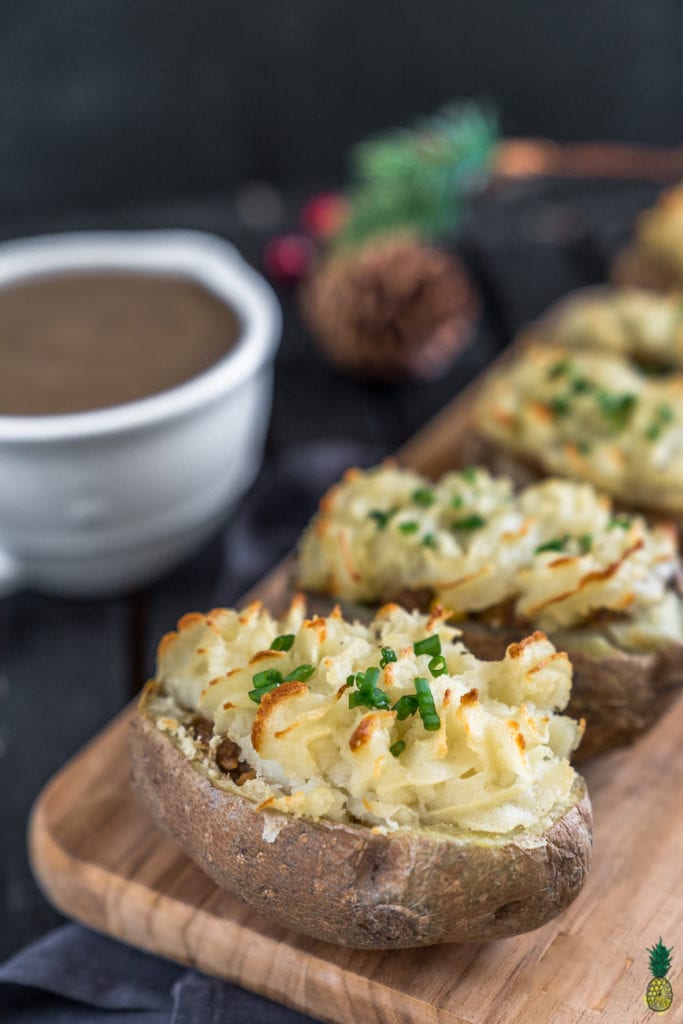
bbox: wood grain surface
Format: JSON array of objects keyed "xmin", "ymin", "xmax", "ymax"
[{"xmin": 28, "ymin": 359, "xmax": 683, "ymax": 1023}]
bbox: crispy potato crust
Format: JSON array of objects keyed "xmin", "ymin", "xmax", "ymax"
[{"xmin": 129, "ymin": 682, "xmax": 592, "ymax": 949}]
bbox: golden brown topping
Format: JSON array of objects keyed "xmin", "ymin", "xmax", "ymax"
[
  {"xmin": 507, "ymin": 631, "xmax": 547, "ymax": 659},
  {"xmin": 251, "ymin": 681, "xmax": 308, "ymax": 753},
  {"xmin": 238, "ymin": 601, "xmax": 263, "ymax": 625},
  {"xmin": 527, "ymin": 651, "xmax": 569, "ymax": 676},
  {"xmin": 249, "ymin": 649, "xmax": 286, "ymax": 666},
  {"xmin": 349, "ymin": 712, "xmax": 394, "ymax": 752},
  {"xmin": 177, "ymin": 612, "xmax": 204, "ymax": 631},
  {"xmin": 156, "ymin": 631, "xmax": 178, "ymax": 658},
  {"xmin": 460, "ymin": 688, "xmax": 479, "ymax": 706}
]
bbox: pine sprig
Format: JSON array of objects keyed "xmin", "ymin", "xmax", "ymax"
[
  {"xmin": 648, "ymin": 938, "xmax": 673, "ymax": 979},
  {"xmin": 335, "ymin": 101, "xmax": 499, "ymax": 248}
]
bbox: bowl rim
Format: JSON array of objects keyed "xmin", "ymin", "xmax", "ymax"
[{"xmin": 0, "ymin": 229, "xmax": 281, "ymax": 443}]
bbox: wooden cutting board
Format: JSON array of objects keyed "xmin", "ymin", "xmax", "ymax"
[{"xmin": 28, "ymin": 378, "xmax": 683, "ymax": 1024}]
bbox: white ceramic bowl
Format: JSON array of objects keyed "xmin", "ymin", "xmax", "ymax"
[{"xmin": 0, "ymin": 230, "xmax": 281, "ymax": 597}]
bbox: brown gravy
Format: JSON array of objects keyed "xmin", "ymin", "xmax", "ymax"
[{"xmin": 0, "ymin": 271, "xmax": 242, "ymax": 415}]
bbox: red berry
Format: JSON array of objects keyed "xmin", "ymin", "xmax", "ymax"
[
  {"xmin": 263, "ymin": 234, "xmax": 317, "ymax": 285},
  {"xmin": 300, "ymin": 192, "xmax": 348, "ymax": 239}
]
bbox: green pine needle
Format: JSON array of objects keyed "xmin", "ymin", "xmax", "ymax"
[
  {"xmin": 335, "ymin": 101, "xmax": 499, "ymax": 248},
  {"xmin": 648, "ymin": 938, "xmax": 673, "ymax": 979}
]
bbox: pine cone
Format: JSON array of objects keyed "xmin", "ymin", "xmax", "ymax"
[{"xmin": 301, "ymin": 235, "xmax": 479, "ymax": 382}]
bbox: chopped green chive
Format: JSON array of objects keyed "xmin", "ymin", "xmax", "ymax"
[
  {"xmin": 412, "ymin": 487, "xmax": 435, "ymax": 507},
  {"xmin": 379, "ymin": 647, "xmax": 397, "ymax": 668},
  {"xmin": 548, "ymin": 359, "xmax": 571, "ymax": 380},
  {"xmin": 422, "ymin": 533, "xmax": 437, "ymax": 549},
  {"xmin": 414, "ymin": 676, "xmax": 441, "ymax": 731},
  {"xmin": 451, "ymin": 494, "xmax": 464, "ymax": 508},
  {"xmin": 270, "ymin": 634, "xmax": 295, "ymax": 652},
  {"xmin": 428, "ymin": 654, "xmax": 448, "ymax": 677},
  {"xmin": 284, "ymin": 664, "xmax": 315, "ymax": 682},
  {"xmin": 461, "ymin": 467, "xmax": 478, "ymax": 482},
  {"xmin": 608, "ymin": 515, "xmax": 631, "ymax": 531},
  {"xmin": 392, "ymin": 695, "xmax": 419, "ymax": 720},
  {"xmin": 389, "ymin": 739, "xmax": 406, "ymax": 757},
  {"xmin": 250, "ymin": 662, "xmax": 315, "ymax": 702},
  {"xmin": 352, "ymin": 688, "xmax": 389, "ymax": 712},
  {"xmin": 570, "ymin": 376, "xmax": 593, "ymax": 395},
  {"xmin": 578, "ymin": 533, "xmax": 592, "ymax": 554},
  {"xmin": 248, "ymin": 684, "xmax": 280, "ymax": 703},
  {"xmin": 348, "ymin": 667, "xmax": 390, "ymax": 710},
  {"xmin": 549, "ymin": 395, "xmax": 571, "ymax": 417},
  {"xmin": 368, "ymin": 508, "xmax": 395, "ymax": 529},
  {"xmin": 657, "ymin": 402, "xmax": 674, "ymax": 424},
  {"xmin": 398, "ymin": 521, "xmax": 419, "ymax": 535},
  {"xmin": 349, "ymin": 686, "xmax": 390, "ymax": 710},
  {"xmin": 597, "ymin": 390, "xmax": 637, "ymax": 431},
  {"xmin": 535, "ymin": 535, "xmax": 569, "ymax": 555},
  {"xmin": 361, "ymin": 667, "xmax": 380, "ymax": 687},
  {"xmin": 453, "ymin": 514, "xmax": 486, "ymax": 531},
  {"xmin": 576, "ymin": 439, "xmax": 592, "ymax": 455},
  {"xmin": 414, "ymin": 634, "xmax": 441, "ymax": 658},
  {"xmin": 645, "ymin": 402, "xmax": 674, "ymax": 441},
  {"xmin": 252, "ymin": 668, "xmax": 284, "ymax": 689}
]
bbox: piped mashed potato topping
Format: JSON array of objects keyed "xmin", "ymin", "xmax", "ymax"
[
  {"xmin": 547, "ymin": 288, "xmax": 683, "ymax": 370},
  {"xmin": 150, "ymin": 601, "xmax": 582, "ymax": 837},
  {"xmin": 297, "ymin": 464, "xmax": 682, "ymax": 649},
  {"xmin": 475, "ymin": 343, "xmax": 683, "ymax": 516}
]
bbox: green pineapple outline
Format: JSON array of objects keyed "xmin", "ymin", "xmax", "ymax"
[{"xmin": 646, "ymin": 939, "xmax": 674, "ymax": 1013}]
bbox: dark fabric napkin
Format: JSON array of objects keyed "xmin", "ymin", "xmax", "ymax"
[
  {"xmin": 0, "ymin": 923, "xmax": 317, "ymax": 1023},
  {"xmin": 0, "ymin": 439, "xmax": 383, "ymax": 1024}
]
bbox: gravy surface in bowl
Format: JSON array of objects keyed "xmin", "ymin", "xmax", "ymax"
[{"xmin": 0, "ymin": 271, "xmax": 242, "ymax": 415}]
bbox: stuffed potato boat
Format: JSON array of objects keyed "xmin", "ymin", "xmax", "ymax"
[
  {"xmin": 297, "ymin": 464, "xmax": 683, "ymax": 758},
  {"xmin": 470, "ymin": 342, "xmax": 683, "ymax": 524},
  {"xmin": 537, "ymin": 286, "xmax": 683, "ymax": 373},
  {"xmin": 130, "ymin": 600, "xmax": 592, "ymax": 948}
]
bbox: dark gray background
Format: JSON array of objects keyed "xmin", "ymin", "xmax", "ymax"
[{"xmin": 0, "ymin": 0, "xmax": 681, "ymax": 218}]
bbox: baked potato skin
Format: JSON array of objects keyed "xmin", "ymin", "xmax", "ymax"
[
  {"xmin": 458, "ymin": 621, "xmax": 683, "ymax": 762},
  {"xmin": 129, "ymin": 683, "xmax": 592, "ymax": 949}
]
